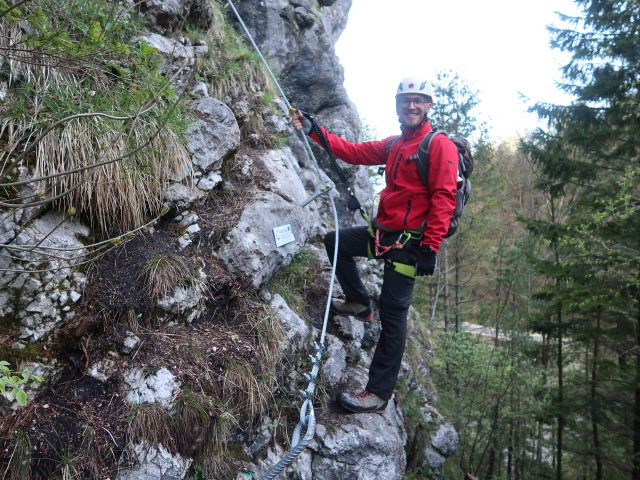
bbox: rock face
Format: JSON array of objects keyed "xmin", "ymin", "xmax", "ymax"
[
  {"xmin": 0, "ymin": 212, "xmax": 88, "ymax": 341},
  {"xmin": 138, "ymin": 0, "xmax": 214, "ymax": 35},
  {"xmin": 217, "ymin": 148, "xmax": 323, "ymax": 287},
  {"xmin": 309, "ymin": 366, "xmax": 408, "ymax": 480},
  {"xmin": 230, "ymin": 0, "xmax": 373, "ymax": 227},
  {"xmin": 0, "ymin": 1, "xmax": 457, "ymax": 478},
  {"xmin": 123, "ymin": 367, "xmax": 181, "ymax": 409},
  {"xmin": 116, "ymin": 443, "xmax": 192, "ymax": 480},
  {"xmin": 310, "ymin": 411, "xmax": 407, "ymax": 480},
  {"xmin": 185, "ymin": 97, "xmax": 241, "ymax": 173},
  {"xmin": 230, "ymin": 0, "xmax": 352, "ymax": 112}
]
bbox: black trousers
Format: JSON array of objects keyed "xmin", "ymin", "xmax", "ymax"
[{"xmin": 324, "ymin": 226, "xmax": 419, "ymax": 400}]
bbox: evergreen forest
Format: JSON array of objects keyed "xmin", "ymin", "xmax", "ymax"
[{"xmin": 413, "ymin": 1, "xmax": 640, "ymax": 479}]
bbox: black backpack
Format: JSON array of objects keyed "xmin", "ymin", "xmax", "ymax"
[{"xmin": 387, "ymin": 130, "xmax": 474, "ymax": 237}]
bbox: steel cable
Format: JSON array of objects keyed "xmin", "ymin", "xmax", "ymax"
[{"xmin": 225, "ymin": 1, "xmax": 342, "ymax": 477}]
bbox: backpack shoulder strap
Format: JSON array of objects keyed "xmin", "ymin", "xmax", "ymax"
[
  {"xmin": 415, "ymin": 129, "xmax": 448, "ymax": 187},
  {"xmin": 385, "ymin": 135, "xmax": 401, "ymax": 156}
]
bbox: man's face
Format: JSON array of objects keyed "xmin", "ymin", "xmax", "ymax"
[{"xmin": 396, "ymin": 94, "xmax": 431, "ymax": 128}]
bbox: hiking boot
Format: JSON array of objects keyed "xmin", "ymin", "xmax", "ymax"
[
  {"xmin": 330, "ymin": 298, "xmax": 372, "ymax": 321},
  {"xmin": 337, "ymin": 389, "xmax": 388, "ymax": 413}
]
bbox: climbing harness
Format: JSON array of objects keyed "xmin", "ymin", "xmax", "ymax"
[
  {"xmin": 373, "ymin": 229, "xmax": 420, "ymax": 258},
  {"xmin": 368, "ymin": 228, "xmax": 422, "ymax": 279},
  {"xmin": 225, "ymin": 2, "xmax": 342, "ymax": 478}
]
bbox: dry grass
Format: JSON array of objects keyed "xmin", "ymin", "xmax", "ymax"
[
  {"xmin": 138, "ymin": 253, "xmax": 195, "ymax": 303},
  {"xmin": 0, "ymin": 7, "xmax": 193, "ymax": 235},
  {"xmin": 199, "ymin": 448, "xmax": 235, "ymax": 479},
  {"xmin": 204, "ymin": 3, "xmax": 271, "ymax": 101},
  {"xmin": 202, "ymin": 1, "xmax": 287, "ymax": 148},
  {"xmin": 221, "ymin": 312, "xmax": 284, "ymax": 425},
  {"xmin": 5, "ymin": 430, "xmax": 31, "ymax": 480},
  {"xmin": 222, "ymin": 358, "xmax": 265, "ymax": 421},
  {"xmin": 166, "ymin": 354, "xmax": 243, "ymax": 460},
  {"xmin": 171, "ymin": 389, "xmax": 215, "ymax": 455},
  {"xmin": 192, "ymin": 403, "xmax": 248, "ymax": 478},
  {"xmin": 125, "ymin": 306, "xmax": 140, "ymax": 334},
  {"xmin": 126, "ymin": 402, "xmax": 175, "ymax": 452},
  {"xmin": 77, "ymin": 426, "xmax": 119, "ymax": 480},
  {"xmin": 253, "ymin": 309, "xmax": 284, "ymax": 393},
  {"xmin": 37, "ymin": 116, "xmax": 191, "ymax": 234}
]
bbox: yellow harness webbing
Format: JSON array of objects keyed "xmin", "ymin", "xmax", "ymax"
[{"xmin": 359, "ymin": 210, "xmax": 420, "ymax": 279}]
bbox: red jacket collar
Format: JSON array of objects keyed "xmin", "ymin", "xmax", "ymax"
[{"xmin": 400, "ymin": 119, "xmax": 432, "ymax": 140}]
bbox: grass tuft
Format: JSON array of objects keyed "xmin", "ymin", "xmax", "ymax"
[
  {"xmin": 266, "ymin": 249, "xmax": 319, "ymax": 317},
  {"xmin": 138, "ymin": 253, "xmax": 200, "ymax": 304},
  {"xmin": 171, "ymin": 388, "xmax": 215, "ymax": 455},
  {"xmin": 202, "ymin": 1, "xmax": 284, "ymax": 147},
  {"xmin": 34, "ymin": 115, "xmax": 192, "ymax": 234},
  {"xmin": 126, "ymin": 402, "xmax": 175, "ymax": 452},
  {"xmin": 222, "ymin": 358, "xmax": 265, "ymax": 421},
  {"xmin": 204, "ymin": 5, "xmax": 270, "ymax": 101},
  {"xmin": 6, "ymin": 430, "xmax": 31, "ymax": 480}
]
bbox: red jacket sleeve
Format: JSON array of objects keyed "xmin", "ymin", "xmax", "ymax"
[
  {"xmin": 309, "ymin": 126, "xmax": 392, "ymax": 166},
  {"xmin": 422, "ymin": 135, "xmax": 459, "ymax": 251}
]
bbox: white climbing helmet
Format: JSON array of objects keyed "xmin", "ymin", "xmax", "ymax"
[{"xmin": 395, "ymin": 76, "xmax": 434, "ymax": 102}]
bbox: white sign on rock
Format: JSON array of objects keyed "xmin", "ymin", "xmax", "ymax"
[{"xmin": 273, "ymin": 224, "xmax": 295, "ymax": 247}]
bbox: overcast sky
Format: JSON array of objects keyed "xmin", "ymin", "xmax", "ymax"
[{"xmin": 334, "ymin": 0, "xmax": 581, "ymax": 141}]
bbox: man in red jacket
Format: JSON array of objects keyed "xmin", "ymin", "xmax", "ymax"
[{"xmin": 292, "ymin": 76, "xmax": 458, "ymax": 413}]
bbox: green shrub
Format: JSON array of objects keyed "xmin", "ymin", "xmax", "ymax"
[{"xmin": 0, "ymin": 361, "xmax": 44, "ymax": 404}]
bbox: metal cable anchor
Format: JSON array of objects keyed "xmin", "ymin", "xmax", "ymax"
[{"xmin": 300, "ymin": 182, "xmax": 334, "ymax": 207}]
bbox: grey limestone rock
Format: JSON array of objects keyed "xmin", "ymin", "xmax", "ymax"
[
  {"xmin": 123, "ymin": 367, "xmax": 181, "ymax": 409},
  {"xmin": 155, "ymin": 267, "xmax": 207, "ymax": 323},
  {"xmin": 138, "ymin": 0, "xmax": 213, "ymax": 35},
  {"xmin": 136, "ymin": 32, "xmax": 208, "ymax": 88},
  {"xmin": 305, "ymin": 365, "xmax": 407, "ymax": 480},
  {"xmin": 321, "ymin": 334, "xmax": 347, "ymax": 387},
  {"xmin": 116, "ymin": 442, "xmax": 192, "ymax": 480},
  {"xmin": 270, "ymin": 293, "xmax": 311, "ymax": 357},
  {"xmin": 0, "ymin": 212, "xmax": 89, "ymax": 341},
  {"xmin": 432, "ymin": 423, "xmax": 460, "ymax": 458},
  {"xmin": 217, "ymin": 148, "xmax": 318, "ymax": 287},
  {"xmin": 185, "ymin": 96, "xmax": 241, "ymax": 173}
]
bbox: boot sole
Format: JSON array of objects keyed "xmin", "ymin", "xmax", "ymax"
[
  {"xmin": 330, "ymin": 305, "xmax": 372, "ymax": 322},
  {"xmin": 340, "ymin": 404, "xmax": 387, "ymax": 413},
  {"xmin": 337, "ymin": 395, "xmax": 388, "ymax": 413}
]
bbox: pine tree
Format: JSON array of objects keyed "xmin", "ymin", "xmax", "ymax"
[{"xmin": 521, "ymin": 0, "xmax": 640, "ymax": 477}]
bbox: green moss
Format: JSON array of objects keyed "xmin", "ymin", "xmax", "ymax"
[
  {"xmin": 266, "ymin": 249, "xmax": 319, "ymax": 318},
  {"xmin": 0, "ymin": 313, "xmax": 21, "ymax": 336},
  {"xmin": 0, "ymin": 342, "xmax": 45, "ymax": 367},
  {"xmin": 226, "ymin": 443, "xmax": 251, "ymax": 462}
]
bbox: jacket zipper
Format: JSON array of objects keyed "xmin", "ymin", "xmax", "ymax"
[
  {"xmin": 403, "ymin": 199, "xmax": 411, "ymax": 225},
  {"xmin": 393, "ymin": 153, "xmax": 403, "ymax": 180}
]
